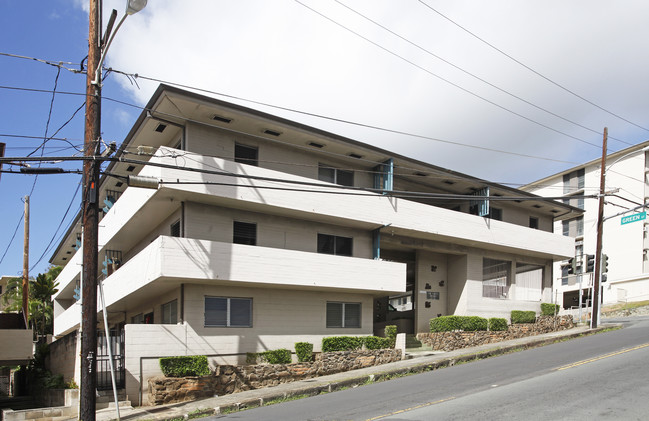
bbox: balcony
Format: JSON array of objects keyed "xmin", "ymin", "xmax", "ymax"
[{"xmin": 54, "ymin": 236, "xmax": 406, "ymax": 336}]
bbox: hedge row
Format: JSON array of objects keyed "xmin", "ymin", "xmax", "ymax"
[
  {"xmin": 540, "ymin": 303, "xmax": 560, "ymax": 316},
  {"xmin": 321, "ymin": 335, "xmax": 393, "ymax": 352},
  {"xmin": 429, "ymin": 315, "xmax": 511, "ymax": 332},
  {"xmin": 159, "ymin": 355, "xmax": 210, "ymax": 377},
  {"xmin": 295, "ymin": 342, "xmax": 314, "ymax": 362},
  {"xmin": 511, "ymin": 310, "xmax": 536, "ymax": 324}
]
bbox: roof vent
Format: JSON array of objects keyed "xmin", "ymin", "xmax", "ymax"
[
  {"xmin": 264, "ymin": 129, "xmax": 281, "ymax": 137},
  {"xmin": 308, "ymin": 142, "xmax": 325, "ymax": 148},
  {"xmin": 348, "ymin": 153, "xmax": 363, "ymax": 159},
  {"xmin": 126, "ymin": 165, "xmax": 136, "ymax": 172},
  {"xmin": 443, "ymin": 180, "xmax": 454, "ymax": 184},
  {"xmin": 533, "ymin": 204, "xmax": 542, "ymax": 209},
  {"xmin": 154, "ymin": 123, "xmax": 167, "ymax": 133},
  {"xmin": 212, "ymin": 114, "xmax": 232, "ymax": 123},
  {"xmin": 414, "ymin": 172, "xmax": 427, "ymax": 177}
]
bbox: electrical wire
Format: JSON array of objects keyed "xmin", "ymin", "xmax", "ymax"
[
  {"xmin": 293, "ymin": 0, "xmax": 600, "ymax": 149},
  {"xmin": 0, "ymin": 207, "xmax": 24, "ymax": 266},
  {"xmin": 29, "ymin": 182, "xmax": 81, "ymax": 272},
  {"xmin": 334, "ymin": 0, "xmax": 631, "ymax": 147},
  {"xmin": 0, "ymin": 52, "xmax": 83, "ymax": 74},
  {"xmin": 416, "ymin": 0, "xmax": 649, "ymax": 133}
]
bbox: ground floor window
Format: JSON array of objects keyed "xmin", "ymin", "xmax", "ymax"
[
  {"xmin": 161, "ymin": 299, "xmax": 178, "ymax": 324},
  {"xmin": 205, "ymin": 296, "xmax": 252, "ymax": 327},
  {"xmin": 326, "ymin": 302, "xmax": 361, "ymax": 328},
  {"xmin": 482, "ymin": 258, "xmax": 511, "ymax": 298}
]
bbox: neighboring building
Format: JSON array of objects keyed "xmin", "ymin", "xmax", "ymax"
[
  {"xmin": 0, "ymin": 276, "xmax": 33, "ymax": 372},
  {"xmin": 524, "ymin": 142, "xmax": 649, "ymax": 312},
  {"xmin": 49, "ymin": 85, "xmax": 577, "ymax": 405}
]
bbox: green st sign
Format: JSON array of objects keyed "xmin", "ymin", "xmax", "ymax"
[{"xmin": 621, "ymin": 212, "xmax": 647, "ymax": 225}]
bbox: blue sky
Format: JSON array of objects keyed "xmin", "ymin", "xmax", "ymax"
[{"xmin": 2, "ymin": 0, "xmax": 649, "ymax": 278}]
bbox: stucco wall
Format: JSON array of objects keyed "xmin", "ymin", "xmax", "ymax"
[{"xmin": 124, "ymin": 285, "xmax": 375, "ymax": 405}]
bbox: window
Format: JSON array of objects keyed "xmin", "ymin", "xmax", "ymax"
[
  {"xmin": 161, "ymin": 299, "xmax": 178, "ymax": 324},
  {"xmin": 318, "ymin": 164, "xmax": 354, "ymax": 187},
  {"xmin": 529, "ymin": 217, "xmax": 539, "ymax": 229},
  {"xmin": 235, "ymin": 143, "xmax": 258, "ymax": 166},
  {"xmin": 326, "ymin": 302, "xmax": 361, "ymax": 328},
  {"xmin": 317, "ymin": 234, "xmax": 352, "ymax": 256},
  {"xmin": 233, "ymin": 221, "xmax": 257, "ymax": 245},
  {"xmin": 132, "ymin": 312, "xmax": 153, "ymax": 324},
  {"xmin": 170, "ymin": 220, "xmax": 181, "ymax": 237},
  {"xmin": 562, "ymin": 216, "xmax": 584, "ymax": 237},
  {"xmin": 482, "ymin": 258, "xmax": 510, "ymax": 298},
  {"xmin": 205, "ymin": 297, "xmax": 252, "ymax": 327},
  {"xmin": 488, "ymin": 208, "xmax": 502, "ymax": 221}
]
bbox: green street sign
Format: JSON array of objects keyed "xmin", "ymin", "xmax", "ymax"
[{"xmin": 621, "ymin": 212, "xmax": 647, "ymax": 225}]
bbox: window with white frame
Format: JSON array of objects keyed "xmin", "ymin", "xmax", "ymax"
[
  {"xmin": 326, "ymin": 302, "xmax": 361, "ymax": 328},
  {"xmin": 161, "ymin": 299, "xmax": 178, "ymax": 324},
  {"xmin": 205, "ymin": 297, "xmax": 252, "ymax": 327},
  {"xmin": 482, "ymin": 258, "xmax": 511, "ymax": 298}
]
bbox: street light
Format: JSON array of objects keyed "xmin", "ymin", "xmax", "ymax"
[{"xmin": 81, "ymin": 1, "xmax": 146, "ymax": 420}]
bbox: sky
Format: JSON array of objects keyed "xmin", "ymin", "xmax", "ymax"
[{"xmin": 2, "ymin": 0, "xmax": 649, "ymax": 278}]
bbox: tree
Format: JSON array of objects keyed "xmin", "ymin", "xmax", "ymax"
[{"xmin": 1, "ymin": 266, "xmax": 60, "ymax": 337}]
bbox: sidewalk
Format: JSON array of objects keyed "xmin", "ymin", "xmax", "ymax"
[{"xmin": 94, "ymin": 324, "xmax": 613, "ymax": 421}]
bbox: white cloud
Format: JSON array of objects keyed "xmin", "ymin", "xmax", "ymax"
[{"xmin": 84, "ymin": 0, "xmax": 649, "ymax": 184}]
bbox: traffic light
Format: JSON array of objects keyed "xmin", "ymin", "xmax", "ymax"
[
  {"xmin": 586, "ymin": 254, "xmax": 595, "ymax": 273},
  {"xmin": 567, "ymin": 257, "xmax": 576, "ymax": 275},
  {"xmin": 602, "ymin": 254, "xmax": 609, "ymax": 274}
]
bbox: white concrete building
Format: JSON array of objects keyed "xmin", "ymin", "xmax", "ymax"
[
  {"xmin": 524, "ymin": 142, "xmax": 649, "ymax": 312},
  {"xmin": 48, "ymin": 85, "xmax": 577, "ymax": 405}
]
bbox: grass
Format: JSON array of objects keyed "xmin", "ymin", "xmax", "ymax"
[{"xmin": 602, "ymin": 300, "xmax": 649, "ymax": 314}]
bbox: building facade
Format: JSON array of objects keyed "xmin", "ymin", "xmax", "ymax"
[
  {"xmin": 524, "ymin": 142, "xmax": 649, "ymax": 313},
  {"xmin": 49, "ymin": 85, "xmax": 576, "ymax": 404}
]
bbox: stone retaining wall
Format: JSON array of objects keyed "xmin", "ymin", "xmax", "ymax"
[
  {"xmin": 148, "ymin": 348, "xmax": 401, "ymax": 405},
  {"xmin": 416, "ymin": 316, "xmax": 574, "ymax": 352}
]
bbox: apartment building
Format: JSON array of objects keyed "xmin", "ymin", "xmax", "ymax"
[
  {"xmin": 524, "ymin": 141, "xmax": 649, "ymax": 311},
  {"xmin": 48, "ymin": 85, "xmax": 577, "ymax": 404}
]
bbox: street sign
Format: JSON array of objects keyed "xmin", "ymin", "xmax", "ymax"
[{"xmin": 621, "ymin": 212, "xmax": 646, "ymax": 225}]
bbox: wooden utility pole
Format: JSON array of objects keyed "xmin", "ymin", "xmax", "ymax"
[
  {"xmin": 22, "ymin": 195, "xmax": 29, "ymax": 327},
  {"xmin": 592, "ymin": 127, "xmax": 607, "ymax": 328},
  {"xmin": 81, "ymin": 0, "xmax": 101, "ymax": 418}
]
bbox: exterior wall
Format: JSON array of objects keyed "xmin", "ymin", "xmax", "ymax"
[
  {"xmin": 414, "ymin": 251, "xmax": 449, "ymax": 333},
  {"xmin": 124, "ymin": 285, "xmax": 375, "ymax": 405},
  {"xmin": 46, "ymin": 331, "xmax": 79, "ymax": 386},
  {"xmin": 0, "ymin": 329, "xmax": 33, "ymax": 364},
  {"xmin": 525, "ymin": 147, "xmax": 649, "ymax": 308},
  {"xmin": 447, "ymin": 255, "xmax": 468, "ymax": 315},
  {"xmin": 184, "ymin": 202, "xmax": 373, "ymax": 258}
]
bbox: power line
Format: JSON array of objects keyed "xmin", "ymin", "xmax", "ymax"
[
  {"xmin": 29, "ymin": 182, "xmax": 81, "ymax": 271},
  {"xmin": 294, "ymin": 0, "xmax": 600, "ymax": 149},
  {"xmin": 417, "ymin": 0, "xmax": 649, "ymax": 133},
  {"xmin": 0, "ymin": 82, "xmax": 582, "ymax": 166},
  {"xmin": 334, "ymin": 0, "xmax": 632, "ymax": 147},
  {"xmin": 0, "ymin": 52, "xmax": 83, "ymax": 74}
]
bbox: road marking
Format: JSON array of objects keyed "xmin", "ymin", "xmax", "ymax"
[
  {"xmin": 556, "ymin": 342, "xmax": 649, "ymax": 371},
  {"xmin": 365, "ymin": 397, "xmax": 456, "ymax": 421}
]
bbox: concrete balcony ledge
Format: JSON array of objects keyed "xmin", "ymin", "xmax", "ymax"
[{"xmin": 54, "ymin": 236, "xmax": 406, "ymax": 336}]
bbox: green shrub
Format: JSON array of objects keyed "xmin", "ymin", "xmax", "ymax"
[
  {"xmin": 511, "ymin": 310, "xmax": 537, "ymax": 324},
  {"xmin": 295, "ymin": 342, "xmax": 314, "ymax": 362},
  {"xmin": 322, "ymin": 336, "xmax": 364, "ymax": 352},
  {"xmin": 385, "ymin": 325, "xmax": 397, "ymax": 346},
  {"xmin": 259, "ymin": 349, "xmax": 292, "ymax": 364},
  {"xmin": 488, "ymin": 317, "xmax": 508, "ymax": 331},
  {"xmin": 160, "ymin": 356, "xmax": 210, "ymax": 377},
  {"xmin": 363, "ymin": 336, "xmax": 393, "ymax": 350},
  {"xmin": 462, "ymin": 316, "xmax": 488, "ymax": 331},
  {"xmin": 541, "ymin": 303, "xmax": 560, "ymax": 316},
  {"xmin": 429, "ymin": 315, "xmax": 488, "ymax": 332}
]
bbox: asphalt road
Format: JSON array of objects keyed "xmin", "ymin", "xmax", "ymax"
[{"xmin": 211, "ymin": 316, "xmax": 649, "ymax": 421}]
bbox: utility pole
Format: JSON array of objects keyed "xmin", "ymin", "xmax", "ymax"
[
  {"xmin": 592, "ymin": 127, "xmax": 607, "ymax": 328},
  {"xmin": 81, "ymin": 0, "xmax": 101, "ymax": 418},
  {"xmin": 22, "ymin": 196, "xmax": 29, "ymax": 328}
]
